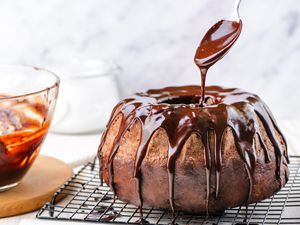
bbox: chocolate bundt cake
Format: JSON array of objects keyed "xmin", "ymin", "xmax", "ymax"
[{"xmin": 98, "ymin": 85, "xmax": 289, "ymax": 213}]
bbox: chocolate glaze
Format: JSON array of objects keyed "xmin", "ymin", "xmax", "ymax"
[
  {"xmin": 98, "ymin": 85, "xmax": 288, "ymax": 216},
  {"xmin": 194, "ymin": 20, "xmax": 242, "ymax": 106},
  {"xmin": 89, "ymin": 205, "xmax": 119, "ymax": 221},
  {"xmin": 135, "ymin": 218, "xmax": 150, "ymax": 224}
]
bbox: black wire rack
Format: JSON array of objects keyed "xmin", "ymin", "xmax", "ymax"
[{"xmin": 36, "ymin": 156, "xmax": 300, "ymax": 225}]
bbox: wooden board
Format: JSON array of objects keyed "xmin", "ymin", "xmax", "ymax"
[{"xmin": 0, "ymin": 155, "xmax": 73, "ymax": 218}]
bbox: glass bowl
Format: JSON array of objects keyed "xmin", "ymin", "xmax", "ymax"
[{"xmin": 0, "ymin": 65, "xmax": 60, "ymax": 191}]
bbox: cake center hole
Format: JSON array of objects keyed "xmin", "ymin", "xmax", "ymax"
[{"xmin": 161, "ymin": 96, "xmax": 215, "ymax": 105}]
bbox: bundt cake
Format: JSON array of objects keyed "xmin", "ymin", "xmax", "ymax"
[{"xmin": 97, "ymin": 85, "xmax": 289, "ymax": 214}]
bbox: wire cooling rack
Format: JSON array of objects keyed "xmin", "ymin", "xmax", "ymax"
[{"xmin": 37, "ymin": 156, "xmax": 300, "ymax": 225}]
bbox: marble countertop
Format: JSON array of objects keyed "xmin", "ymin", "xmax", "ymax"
[
  {"xmin": 0, "ymin": 0, "xmax": 299, "ymax": 120},
  {"xmin": 0, "ymin": 1, "xmax": 300, "ymax": 223}
]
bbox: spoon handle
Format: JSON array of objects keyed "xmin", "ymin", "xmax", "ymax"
[{"xmin": 231, "ymin": 0, "xmax": 242, "ymax": 21}]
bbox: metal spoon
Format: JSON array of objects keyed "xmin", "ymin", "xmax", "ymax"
[
  {"xmin": 230, "ymin": 0, "xmax": 242, "ymax": 22},
  {"xmin": 194, "ymin": 0, "xmax": 243, "ymax": 106}
]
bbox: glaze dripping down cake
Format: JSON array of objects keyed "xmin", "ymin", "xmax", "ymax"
[{"xmin": 97, "ymin": 85, "xmax": 289, "ymax": 213}]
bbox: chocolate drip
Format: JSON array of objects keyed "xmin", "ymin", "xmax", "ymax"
[
  {"xmin": 98, "ymin": 85, "xmax": 288, "ymax": 217},
  {"xmin": 202, "ymin": 131, "xmax": 211, "ymax": 215},
  {"xmin": 214, "ymin": 130, "xmax": 224, "ymax": 198},
  {"xmin": 255, "ymin": 110, "xmax": 284, "ymax": 186},
  {"xmin": 257, "ymin": 134, "xmax": 270, "ymax": 163}
]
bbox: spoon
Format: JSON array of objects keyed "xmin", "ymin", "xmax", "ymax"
[
  {"xmin": 194, "ymin": 0, "xmax": 243, "ymax": 106},
  {"xmin": 194, "ymin": 0, "xmax": 242, "ymax": 68},
  {"xmin": 231, "ymin": 0, "xmax": 242, "ymax": 22}
]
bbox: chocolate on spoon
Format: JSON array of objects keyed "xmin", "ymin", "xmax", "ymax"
[{"xmin": 194, "ymin": 0, "xmax": 243, "ymax": 106}]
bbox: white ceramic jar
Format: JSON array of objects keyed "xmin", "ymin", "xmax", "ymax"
[{"xmin": 50, "ymin": 59, "xmax": 120, "ymax": 134}]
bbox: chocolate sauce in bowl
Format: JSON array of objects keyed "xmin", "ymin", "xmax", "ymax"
[
  {"xmin": 0, "ymin": 103, "xmax": 50, "ymax": 187},
  {"xmin": 194, "ymin": 20, "xmax": 242, "ymax": 106}
]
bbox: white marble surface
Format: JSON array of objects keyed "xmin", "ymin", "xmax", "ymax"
[
  {"xmin": 0, "ymin": 0, "xmax": 299, "ymax": 120},
  {"xmin": 1, "ymin": 2, "xmax": 300, "ymax": 224}
]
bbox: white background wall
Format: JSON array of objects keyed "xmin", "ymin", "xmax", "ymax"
[{"xmin": 0, "ymin": 0, "xmax": 299, "ymax": 119}]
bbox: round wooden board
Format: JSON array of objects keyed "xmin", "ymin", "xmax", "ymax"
[{"xmin": 0, "ymin": 155, "xmax": 73, "ymax": 218}]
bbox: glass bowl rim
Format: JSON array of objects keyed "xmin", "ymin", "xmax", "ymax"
[{"xmin": 0, "ymin": 64, "xmax": 60, "ymax": 101}]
